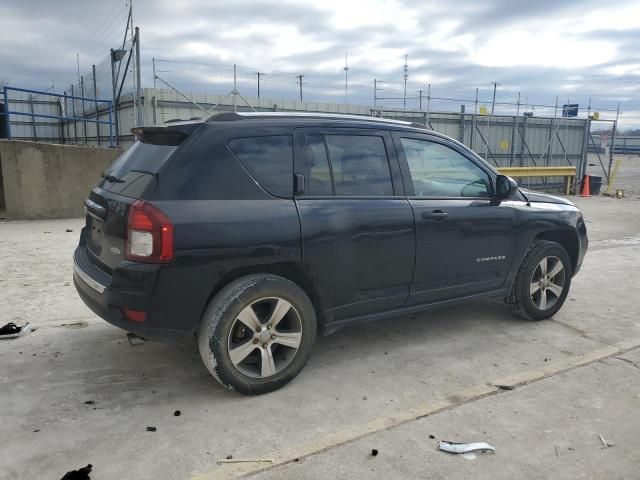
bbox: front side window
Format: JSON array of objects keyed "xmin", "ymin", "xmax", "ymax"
[
  {"xmin": 400, "ymin": 138, "xmax": 491, "ymax": 197},
  {"xmin": 324, "ymin": 135, "xmax": 393, "ymax": 196},
  {"xmin": 228, "ymin": 136, "xmax": 293, "ymax": 197}
]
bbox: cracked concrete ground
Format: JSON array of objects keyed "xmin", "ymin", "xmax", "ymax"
[{"xmin": 1, "ymin": 192, "xmax": 639, "ymax": 480}]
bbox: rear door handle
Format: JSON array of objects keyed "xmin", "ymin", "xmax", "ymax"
[{"xmin": 422, "ymin": 210, "xmax": 449, "ymax": 221}]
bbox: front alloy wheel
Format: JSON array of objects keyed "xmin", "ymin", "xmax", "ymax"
[
  {"xmin": 529, "ymin": 256, "xmax": 566, "ymax": 311},
  {"xmin": 508, "ymin": 240, "xmax": 573, "ymax": 321}
]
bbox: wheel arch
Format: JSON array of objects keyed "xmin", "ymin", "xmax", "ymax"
[
  {"xmin": 533, "ymin": 229, "xmax": 579, "ymax": 273},
  {"xmin": 197, "ymin": 262, "xmax": 327, "ymax": 333}
]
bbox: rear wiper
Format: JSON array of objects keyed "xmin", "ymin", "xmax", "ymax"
[{"xmin": 101, "ymin": 173, "xmax": 125, "ymax": 183}]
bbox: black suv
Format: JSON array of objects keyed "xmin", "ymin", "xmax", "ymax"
[{"xmin": 74, "ymin": 112, "xmax": 588, "ymax": 394}]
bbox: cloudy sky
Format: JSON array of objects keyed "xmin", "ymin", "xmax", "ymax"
[{"xmin": 2, "ymin": 0, "xmax": 639, "ymax": 126}]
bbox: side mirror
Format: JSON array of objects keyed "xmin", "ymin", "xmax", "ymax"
[{"xmin": 495, "ymin": 175, "xmax": 517, "ymax": 198}]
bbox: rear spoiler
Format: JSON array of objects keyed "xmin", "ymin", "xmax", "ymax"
[{"xmin": 131, "ymin": 122, "xmax": 203, "ymax": 146}]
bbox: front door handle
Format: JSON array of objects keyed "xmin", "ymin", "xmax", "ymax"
[{"xmin": 422, "ymin": 210, "xmax": 449, "ymax": 221}]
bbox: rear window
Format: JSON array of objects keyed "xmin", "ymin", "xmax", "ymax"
[
  {"xmin": 106, "ymin": 142, "xmax": 178, "ymax": 178},
  {"xmin": 101, "ymin": 142, "xmax": 177, "ymax": 197},
  {"xmin": 228, "ymin": 136, "xmax": 293, "ymax": 198}
]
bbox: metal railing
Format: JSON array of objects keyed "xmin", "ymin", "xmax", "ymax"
[{"xmin": 2, "ymin": 86, "xmax": 115, "ymax": 146}]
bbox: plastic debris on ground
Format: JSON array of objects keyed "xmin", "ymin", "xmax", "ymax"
[
  {"xmin": 438, "ymin": 441, "xmax": 496, "ymax": 455},
  {"xmin": 599, "ymin": 434, "xmax": 616, "ymax": 448},
  {"xmin": 0, "ymin": 322, "xmax": 30, "ymax": 339},
  {"xmin": 60, "ymin": 464, "xmax": 92, "ymax": 480}
]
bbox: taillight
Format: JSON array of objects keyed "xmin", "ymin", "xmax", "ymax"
[{"xmin": 125, "ymin": 200, "xmax": 174, "ymax": 263}]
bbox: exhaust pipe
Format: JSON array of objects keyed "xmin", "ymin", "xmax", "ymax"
[{"xmin": 126, "ymin": 332, "xmax": 146, "ymax": 346}]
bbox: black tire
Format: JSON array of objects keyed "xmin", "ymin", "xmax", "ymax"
[
  {"xmin": 198, "ymin": 274, "xmax": 317, "ymax": 395},
  {"xmin": 507, "ymin": 240, "xmax": 573, "ymax": 321}
]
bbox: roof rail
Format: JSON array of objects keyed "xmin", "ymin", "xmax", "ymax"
[{"xmin": 207, "ymin": 111, "xmax": 419, "ymax": 126}]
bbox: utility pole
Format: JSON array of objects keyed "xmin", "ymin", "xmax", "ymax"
[
  {"xmin": 233, "ymin": 64, "xmax": 237, "ymax": 112},
  {"xmin": 490, "ymin": 81, "xmax": 500, "ymax": 115},
  {"xmin": 297, "ymin": 74, "xmax": 304, "ymax": 102},
  {"xmin": 373, "ymin": 79, "xmax": 377, "ymax": 109},
  {"xmin": 256, "ymin": 72, "xmax": 263, "ymax": 98},
  {"xmin": 134, "ymin": 27, "xmax": 142, "ymax": 127},
  {"xmin": 418, "ymin": 89, "xmax": 423, "ymax": 110},
  {"xmin": 403, "ymin": 54, "xmax": 408, "ymax": 109},
  {"xmin": 152, "ymin": 57, "xmax": 156, "ymax": 89},
  {"xmin": 343, "ymin": 52, "xmax": 349, "ymax": 104}
]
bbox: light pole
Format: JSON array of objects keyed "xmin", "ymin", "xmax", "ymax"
[
  {"xmin": 343, "ymin": 52, "xmax": 349, "ymax": 104},
  {"xmin": 491, "ymin": 81, "xmax": 501, "ymax": 115}
]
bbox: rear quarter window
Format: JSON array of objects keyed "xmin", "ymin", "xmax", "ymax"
[{"xmin": 228, "ymin": 136, "xmax": 293, "ymax": 198}]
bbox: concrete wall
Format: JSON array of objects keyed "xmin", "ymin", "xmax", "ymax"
[{"xmin": 0, "ymin": 140, "xmax": 122, "ymax": 219}]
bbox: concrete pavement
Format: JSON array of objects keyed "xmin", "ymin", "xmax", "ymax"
[{"xmin": 1, "ymin": 194, "xmax": 639, "ymax": 480}]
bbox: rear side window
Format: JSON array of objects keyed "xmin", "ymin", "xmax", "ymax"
[
  {"xmin": 324, "ymin": 135, "xmax": 393, "ymax": 196},
  {"xmin": 228, "ymin": 136, "xmax": 293, "ymax": 198}
]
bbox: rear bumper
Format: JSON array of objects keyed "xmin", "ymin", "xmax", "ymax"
[{"xmin": 73, "ymin": 245, "xmax": 195, "ymax": 344}]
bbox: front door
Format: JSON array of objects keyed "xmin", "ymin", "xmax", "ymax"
[
  {"xmin": 294, "ymin": 128, "xmax": 415, "ymax": 321},
  {"xmin": 392, "ymin": 132, "xmax": 518, "ymax": 305}
]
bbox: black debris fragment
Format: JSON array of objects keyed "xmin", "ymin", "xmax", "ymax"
[
  {"xmin": 495, "ymin": 384, "xmax": 515, "ymax": 390},
  {"xmin": 0, "ymin": 322, "xmax": 22, "ymax": 337},
  {"xmin": 429, "ymin": 434, "xmax": 436, "ymax": 439},
  {"xmin": 174, "ymin": 410, "xmax": 181, "ymax": 417},
  {"xmin": 226, "ymin": 455, "xmax": 233, "ymax": 460},
  {"xmin": 146, "ymin": 426, "xmax": 157, "ymax": 432},
  {"xmin": 370, "ymin": 449, "xmax": 379, "ymax": 457},
  {"xmin": 66, "ymin": 229, "xmax": 74, "ymax": 232},
  {"xmin": 60, "ymin": 464, "xmax": 92, "ymax": 480},
  {"xmin": 84, "ymin": 400, "xmax": 95, "ymax": 405},
  {"xmin": 33, "ymin": 429, "xmax": 40, "ymax": 433}
]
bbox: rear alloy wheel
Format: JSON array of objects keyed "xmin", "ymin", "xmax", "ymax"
[
  {"xmin": 228, "ymin": 298, "xmax": 303, "ymax": 379},
  {"xmin": 198, "ymin": 274, "xmax": 316, "ymax": 395},
  {"xmin": 508, "ymin": 240, "xmax": 572, "ymax": 320}
]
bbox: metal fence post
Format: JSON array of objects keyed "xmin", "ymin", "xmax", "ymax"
[
  {"xmin": 110, "ymin": 49, "xmax": 120, "ymax": 148},
  {"xmin": 459, "ymin": 105, "xmax": 465, "ymax": 143},
  {"xmin": 3, "ymin": 86, "xmax": 11, "ymax": 139},
  {"xmin": 510, "ymin": 115, "xmax": 517, "ymax": 166},
  {"xmin": 28, "ymin": 94, "xmax": 37, "ymax": 141},
  {"xmin": 578, "ymin": 118, "xmax": 590, "ymax": 190},
  {"xmin": 108, "ymin": 100, "xmax": 114, "ymax": 147},
  {"xmin": 608, "ymin": 103, "xmax": 619, "ymax": 179},
  {"xmin": 57, "ymin": 95, "xmax": 65, "ymax": 145},
  {"xmin": 70, "ymin": 84, "xmax": 78, "ymax": 143},
  {"xmin": 93, "ymin": 64, "xmax": 101, "ymax": 146},
  {"xmin": 519, "ymin": 115, "xmax": 527, "ymax": 166},
  {"xmin": 80, "ymin": 77, "xmax": 88, "ymax": 144}
]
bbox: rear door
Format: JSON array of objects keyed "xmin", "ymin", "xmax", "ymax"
[
  {"xmin": 392, "ymin": 131, "xmax": 518, "ymax": 304},
  {"xmin": 293, "ymin": 128, "xmax": 415, "ymax": 320}
]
